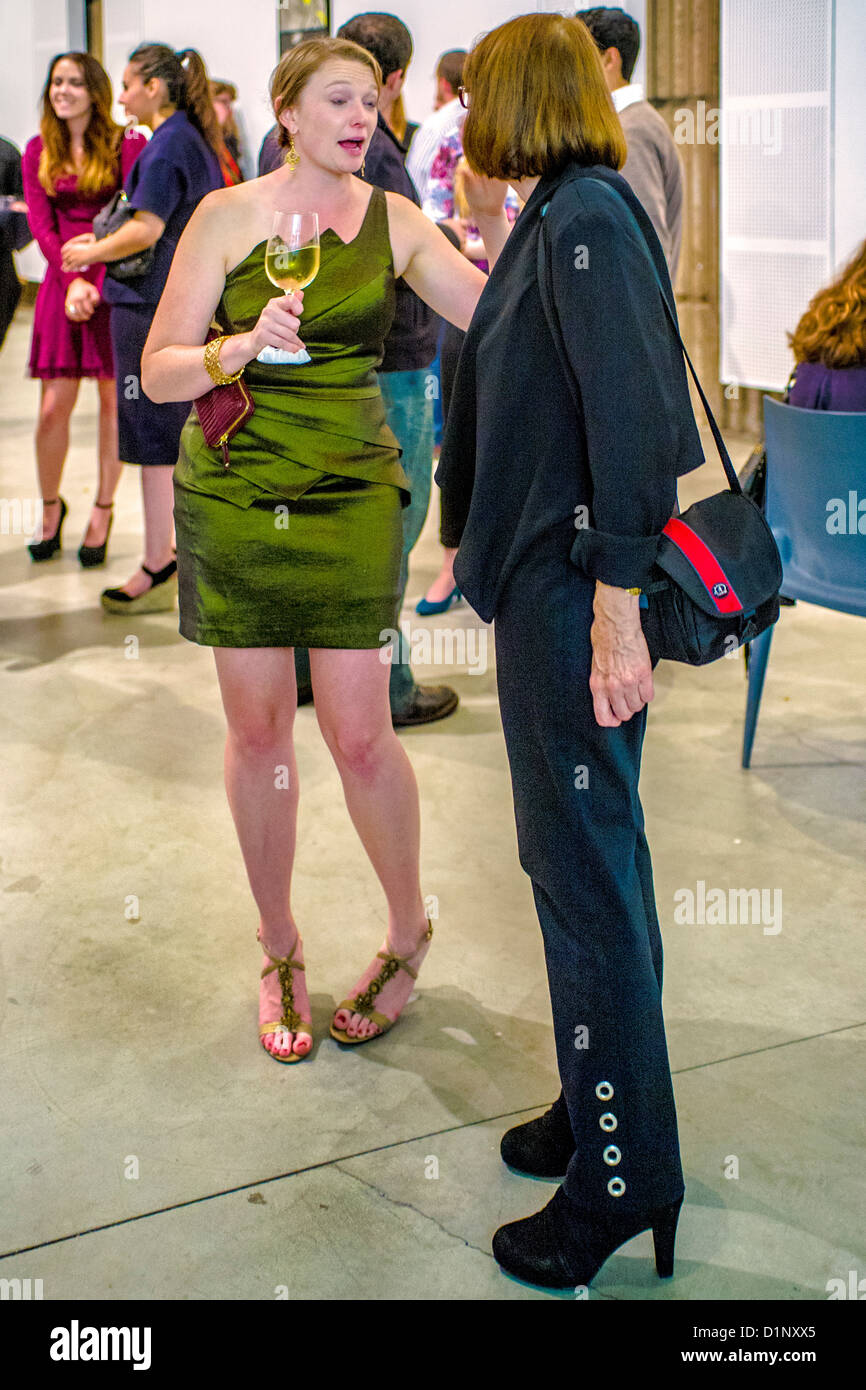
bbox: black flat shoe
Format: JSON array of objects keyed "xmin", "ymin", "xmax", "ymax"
[
  {"xmin": 28, "ymin": 497, "xmax": 67, "ymax": 562},
  {"xmin": 78, "ymin": 500, "xmax": 114, "ymax": 568},
  {"xmin": 501, "ymin": 1096, "xmax": 576, "ymax": 1178},
  {"xmin": 492, "ymin": 1185, "xmax": 684, "ymax": 1290},
  {"xmin": 101, "ymin": 559, "xmax": 178, "ymax": 614},
  {"xmin": 392, "ymin": 684, "xmax": 459, "ymax": 727}
]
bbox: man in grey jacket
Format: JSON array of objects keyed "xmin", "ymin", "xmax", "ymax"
[{"xmin": 577, "ymin": 7, "xmax": 683, "ymax": 280}]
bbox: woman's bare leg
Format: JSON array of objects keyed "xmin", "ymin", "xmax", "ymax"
[
  {"xmin": 311, "ymin": 646, "xmax": 431, "ymax": 1039},
  {"xmin": 112, "ymin": 463, "xmax": 176, "ymax": 597},
  {"xmin": 81, "ymin": 379, "xmax": 122, "ymax": 547},
  {"xmin": 213, "ymin": 646, "xmax": 311, "ymax": 1059},
  {"xmin": 421, "ymin": 546, "xmax": 458, "ymax": 604},
  {"xmin": 33, "ymin": 378, "xmax": 80, "ymax": 540}
]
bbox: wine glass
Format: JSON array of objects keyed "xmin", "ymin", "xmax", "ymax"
[{"xmin": 257, "ymin": 210, "xmax": 320, "ymax": 365}]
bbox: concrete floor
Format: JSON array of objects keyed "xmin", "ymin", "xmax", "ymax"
[{"xmin": 0, "ymin": 306, "xmax": 863, "ymax": 1301}]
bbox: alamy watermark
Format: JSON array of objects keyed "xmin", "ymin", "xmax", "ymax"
[
  {"xmin": 673, "ymin": 880, "xmax": 782, "ymax": 935},
  {"xmin": 0, "ymin": 497, "xmax": 43, "ymax": 536},
  {"xmin": 379, "ymin": 620, "xmax": 487, "ymax": 675},
  {"xmin": 674, "ymin": 101, "xmax": 781, "ymax": 157}
]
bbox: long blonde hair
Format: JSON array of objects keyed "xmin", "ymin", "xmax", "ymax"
[{"xmin": 38, "ymin": 52, "xmax": 125, "ymax": 196}]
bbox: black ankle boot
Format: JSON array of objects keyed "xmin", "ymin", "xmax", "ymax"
[
  {"xmin": 500, "ymin": 1093, "xmax": 576, "ymax": 1178},
  {"xmin": 492, "ymin": 1185, "xmax": 685, "ymax": 1290}
]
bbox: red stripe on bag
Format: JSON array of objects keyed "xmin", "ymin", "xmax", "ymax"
[{"xmin": 662, "ymin": 517, "xmax": 742, "ymax": 613}]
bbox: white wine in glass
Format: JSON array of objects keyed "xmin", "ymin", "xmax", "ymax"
[{"xmin": 257, "ymin": 210, "xmax": 320, "ymax": 365}]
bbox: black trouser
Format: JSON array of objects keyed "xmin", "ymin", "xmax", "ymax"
[{"xmin": 489, "ymin": 519, "xmax": 685, "ymax": 1215}]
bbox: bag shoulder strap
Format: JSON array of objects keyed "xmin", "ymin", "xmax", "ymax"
[{"xmin": 536, "ymin": 175, "xmax": 741, "ymax": 495}]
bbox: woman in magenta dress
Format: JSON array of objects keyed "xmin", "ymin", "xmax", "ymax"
[{"xmin": 22, "ymin": 51, "xmax": 145, "ymax": 564}]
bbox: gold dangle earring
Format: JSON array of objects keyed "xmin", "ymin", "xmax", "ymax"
[
  {"xmin": 361, "ymin": 153, "xmax": 366, "ymax": 178},
  {"xmin": 284, "ymin": 133, "xmax": 300, "ymax": 171}
]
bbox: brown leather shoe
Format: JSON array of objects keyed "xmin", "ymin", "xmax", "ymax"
[{"xmin": 392, "ymin": 684, "xmax": 459, "ymax": 727}]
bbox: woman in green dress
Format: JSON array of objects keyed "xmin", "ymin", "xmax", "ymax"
[{"xmin": 141, "ymin": 38, "xmax": 487, "ymax": 1061}]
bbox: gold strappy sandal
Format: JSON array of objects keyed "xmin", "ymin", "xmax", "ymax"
[
  {"xmin": 330, "ymin": 917, "xmax": 433, "ymax": 1045},
  {"xmin": 258, "ymin": 935, "xmax": 312, "ymax": 1064}
]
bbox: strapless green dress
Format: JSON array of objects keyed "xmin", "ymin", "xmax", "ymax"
[{"xmin": 173, "ymin": 184, "xmax": 411, "ymax": 648}]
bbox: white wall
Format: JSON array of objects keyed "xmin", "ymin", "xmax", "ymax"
[
  {"xmin": 332, "ymin": 1, "xmax": 646, "ymax": 127},
  {"xmin": 101, "ymin": 0, "xmax": 277, "ymax": 175},
  {"xmin": 1, "ymin": 0, "xmax": 70, "ymax": 280}
]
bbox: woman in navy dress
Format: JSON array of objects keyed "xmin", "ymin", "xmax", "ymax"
[
  {"xmin": 436, "ymin": 14, "xmax": 705, "ymax": 1290},
  {"xmin": 62, "ymin": 45, "xmax": 223, "ymax": 612}
]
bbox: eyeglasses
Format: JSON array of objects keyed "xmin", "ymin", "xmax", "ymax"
[{"xmin": 458, "ymin": 86, "xmax": 469, "ymax": 109}]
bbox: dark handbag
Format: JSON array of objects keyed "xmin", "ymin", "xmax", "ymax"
[
  {"xmin": 193, "ymin": 328, "xmax": 255, "ymax": 467},
  {"xmin": 93, "ymin": 189, "xmax": 155, "ymax": 281},
  {"xmin": 736, "ymin": 371, "xmax": 795, "ymax": 513},
  {"xmin": 536, "ymin": 177, "xmax": 783, "ymax": 666}
]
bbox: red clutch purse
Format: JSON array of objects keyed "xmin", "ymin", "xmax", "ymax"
[{"xmin": 193, "ymin": 329, "xmax": 255, "ymax": 468}]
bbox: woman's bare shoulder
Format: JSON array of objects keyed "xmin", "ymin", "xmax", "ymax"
[
  {"xmin": 187, "ymin": 181, "xmax": 265, "ymax": 253},
  {"xmin": 382, "ymin": 190, "xmax": 432, "ymax": 269}
]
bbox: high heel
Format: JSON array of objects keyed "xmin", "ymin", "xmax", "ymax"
[
  {"xmin": 330, "ymin": 917, "xmax": 433, "ymax": 1044},
  {"xmin": 78, "ymin": 500, "xmax": 114, "ymax": 568},
  {"xmin": 101, "ymin": 558, "xmax": 177, "ymax": 613},
  {"xmin": 652, "ymin": 1197, "xmax": 682, "ymax": 1278},
  {"xmin": 492, "ymin": 1187, "xmax": 684, "ymax": 1290},
  {"xmin": 258, "ymin": 933, "xmax": 312, "ymax": 1064},
  {"xmin": 415, "ymin": 585, "xmax": 461, "ymax": 616},
  {"xmin": 27, "ymin": 497, "xmax": 67, "ymax": 562}
]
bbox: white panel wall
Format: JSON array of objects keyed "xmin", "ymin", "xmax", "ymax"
[
  {"xmin": 720, "ymin": 0, "xmax": 865, "ymax": 391},
  {"xmin": 833, "ymin": 0, "xmax": 866, "ymax": 270}
]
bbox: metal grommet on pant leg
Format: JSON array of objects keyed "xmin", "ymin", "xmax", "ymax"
[
  {"xmin": 608, "ymin": 1177, "xmax": 626, "ymax": 1197},
  {"xmin": 595, "ymin": 1081, "xmax": 614, "ymax": 1101},
  {"xmin": 599, "ymin": 1112, "xmax": 618, "ymax": 1132},
  {"xmin": 603, "ymin": 1145, "xmax": 621, "ymax": 1165}
]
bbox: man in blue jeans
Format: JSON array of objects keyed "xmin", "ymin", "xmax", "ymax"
[{"xmin": 294, "ymin": 12, "xmax": 459, "ymax": 727}]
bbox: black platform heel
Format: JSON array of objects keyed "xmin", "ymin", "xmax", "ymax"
[
  {"xmin": 78, "ymin": 500, "xmax": 114, "ymax": 568},
  {"xmin": 27, "ymin": 497, "xmax": 67, "ymax": 562},
  {"xmin": 101, "ymin": 558, "xmax": 177, "ymax": 614},
  {"xmin": 492, "ymin": 1187, "xmax": 685, "ymax": 1290}
]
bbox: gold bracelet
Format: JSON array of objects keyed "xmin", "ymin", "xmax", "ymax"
[
  {"xmin": 203, "ymin": 334, "xmax": 243, "ymax": 386},
  {"xmin": 626, "ymin": 587, "xmax": 642, "ymax": 595}
]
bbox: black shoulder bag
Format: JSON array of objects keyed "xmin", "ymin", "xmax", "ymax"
[
  {"xmin": 536, "ymin": 176, "xmax": 782, "ymax": 666},
  {"xmin": 93, "ymin": 190, "xmax": 155, "ymax": 281}
]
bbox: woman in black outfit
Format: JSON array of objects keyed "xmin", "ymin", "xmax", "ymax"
[{"xmin": 436, "ymin": 13, "xmax": 705, "ymax": 1290}]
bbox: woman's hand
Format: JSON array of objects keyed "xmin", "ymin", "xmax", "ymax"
[
  {"xmin": 589, "ymin": 581, "xmax": 655, "ymax": 727},
  {"xmin": 65, "ymin": 277, "xmax": 100, "ymax": 322},
  {"xmin": 460, "ymin": 168, "xmax": 508, "ymax": 221},
  {"xmin": 61, "ymin": 233, "xmax": 96, "ymax": 272},
  {"xmin": 245, "ymin": 289, "xmax": 306, "ymax": 358}
]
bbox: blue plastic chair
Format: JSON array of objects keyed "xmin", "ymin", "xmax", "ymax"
[{"xmin": 742, "ymin": 397, "xmax": 866, "ymax": 767}]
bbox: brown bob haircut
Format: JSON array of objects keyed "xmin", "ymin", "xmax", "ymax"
[
  {"xmin": 270, "ymin": 37, "xmax": 382, "ymax": 151},
  {"xmin": 462, "ymin": 13, "xmax": 626, "ymax": 180}
]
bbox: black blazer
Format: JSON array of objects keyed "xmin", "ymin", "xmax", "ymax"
[
  {"xmin": 362, "ymin": 112, "xmax": 439, "ymax": 373},
  {"xmin": 434, "ymin": 161, "xmax": 705, "ymax": 623}
]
